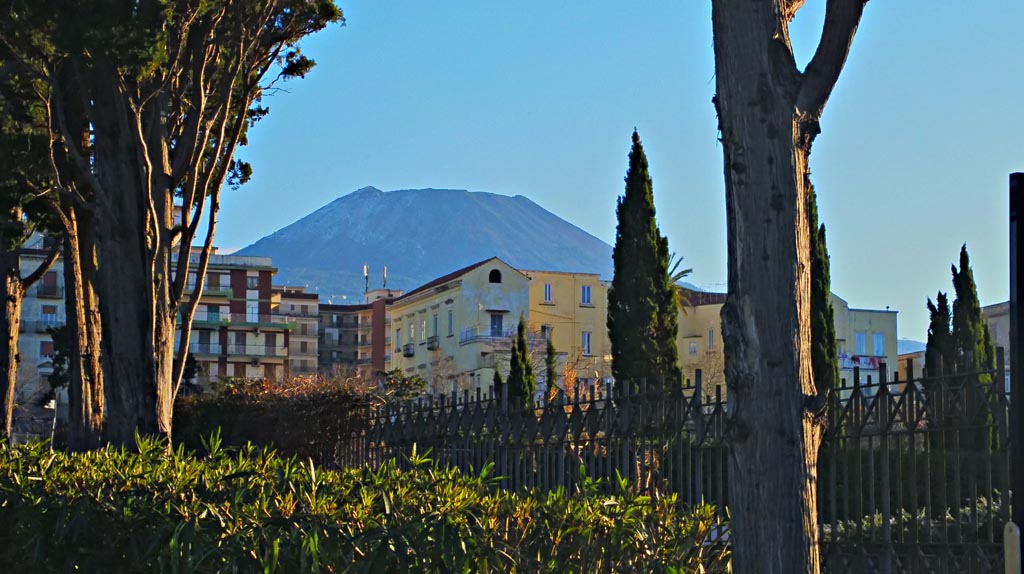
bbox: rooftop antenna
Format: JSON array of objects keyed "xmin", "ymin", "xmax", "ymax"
[{"xmin": 363, "ymin": 263, "xmax": 369, "ymax": 293}]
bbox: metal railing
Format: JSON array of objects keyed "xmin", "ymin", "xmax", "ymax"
[
  {"xmin": 427, "ymin": 335, "xmax": 439, "ymax": 350},
  {"xmin": 34, "ymin": 284, "xmax": 63, "ymax": 298},
  {"xmin": 225, "ymin": 344, "xmax": 287, "ymax": 358},
  {"xmin": 188, "ymin": 343, "xmax": 222, "ymax": 355},
  {"xmin": 402, "ymin": 343, "xmax": 415, "ymax": 357}
]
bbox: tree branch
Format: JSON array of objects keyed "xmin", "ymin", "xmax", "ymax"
[
  {"xmin": 795, "ymin": 0, "xmax": 867, "ymax": 134},
  {"xmin": 20, "ymin": 242, "xmax": 60, "ymax": 288}
]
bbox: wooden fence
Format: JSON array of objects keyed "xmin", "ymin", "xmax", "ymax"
[{"xmin": 330, "ymin": 350, "xmax": 1011, "ymax": 574}]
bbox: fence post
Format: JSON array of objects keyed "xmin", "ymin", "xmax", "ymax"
[
  {"xmin": 879, "ymin": 362, "xmax": 893, "ymax": 574},
  {"xmin": 1011, "ymin": 172, "xmax": 1024, "ymax": 532}
]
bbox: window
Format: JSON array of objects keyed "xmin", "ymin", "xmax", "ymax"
[
  {"xmin": 421, "ymin": 319, "xmax": 427, "ymax": 342},
  {"xmin": 489, "ymin": 269, "xmax": 502, "ymax": 283},
  {"xmin": 246, "ymin": 276, "xmax": 259, "ymax": 289},
  {"xmin": 410, "ymin": 324, "xmax": 415, "ymax": 343},
  {"xmin": 433, "ymin": 314, "xmax": 438, "ymax": 336},
  {"xmin": 581, "ymin": 331, "xmax": 592, "ymax": 356},
  {"xmin": 689, "ymin": 342, "xmax": 698, "ymax": 356},
  {"xmin": 707, "ymin": 328, "xmax": 714, "ymax": 352},
  {"xmin": 541, "ymin": 324, "xmax": 552, "ymax": 339},
  {"xmin": 300, "ymin": 341, "xmax": 308, "ymax": 353},
  {"xmin": 246, "ymin": 301, "xmax": 258, "ymax": 322},
  {"xmin": 301, "ymin": 304, "xmax": 309, "ymax": 315},
  {"xmin": 581, "ymin": 285, "xmax": 592, "ymax": 305},
  {"xmin": 41, "ymin": 305, "xmax": 58, "ymax": 328},
  {"xmin": 40, "ymin": 341, "xmax": 54, "ymax": 359},
  {"xmin": 208, "ymin": 305, "xmax": 220, "ymax": 321},
  {"xmin": 490, "ymin": 314, "xmax": 504, "ymax": 337},
  {"xmin": 447, "ymin": 310, "xmax": 454, "ymax": 336},
  {"xmin": 543, "ymin": 283, "xmax": 553, "ymax": 303},
  {"xmin": 395, "ymin": 328, "xmax": 401, "ymax": 349},
  {"xmin": 873, "ymin": 332, "xmax": 885, "ymax": 357},
  {"xmin": 855, "ymin": 331, "xmax": 867, "ymax": 356}
]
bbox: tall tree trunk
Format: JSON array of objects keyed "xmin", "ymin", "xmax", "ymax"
[
  {"xmin": 63, "ymin": 206, "xmax": 105, "ymax": 451},
  {"xmin": 1, "ymin": 247, "xmax": 25, "ymax": 440},
  {"xmin": 711, "ymin": 1, "xmax": 866, "ymax": 572}
]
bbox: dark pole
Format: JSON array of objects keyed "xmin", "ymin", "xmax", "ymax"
[{"xmin": 1010, "ymin": 172, "xmax": 1024, "ymax": 528}]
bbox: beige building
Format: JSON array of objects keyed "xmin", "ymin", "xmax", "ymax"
[
  {"xmin": 674, "ymin": 290, "xmax": 899, "ymax": 397},
  {"xmin": 982, "ymin": 301, "xmax": 1010, "ymax": 389},
  {"xmin": 524, "ymin": 270, "xmax": 611, "ymax": 388},
  {"xmin": 386, "ymin": 257, "xmax": 532, "ymax": 394},
  {"xmin": 275, "ymin": 287, "xmax": 319, "ymax": 376}
]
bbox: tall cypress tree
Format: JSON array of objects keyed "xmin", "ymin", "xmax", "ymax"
[
  {"xmin": 807, "ymin": 183, "xmax": 838, "ymax": 394},
  {"xmin": 506, "ymin": 315, "xmax": 536, "ymax": 407},
  {"xmin": 608, "ymin": 130, "xmax": 680, "ymax": 394},
  {"xmin": 925, "ymin": 292, "xmax": 953, "ymax": 378},
  {"xmin": 951, "ymin": 244, "xmax": 994, "ymax": 372},
  {"xmin": 545, "ymin": 333, "xmax": 558, "ymax": 397}
]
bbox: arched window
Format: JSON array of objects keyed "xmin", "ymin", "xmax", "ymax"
[{"xmin": 489, "ymin": 269, "xmax": 502, "ymax": 283}]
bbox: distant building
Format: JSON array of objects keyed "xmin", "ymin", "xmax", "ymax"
[
  {"xmin": 831, "ymin": 294, "xmax": 899, "ymax": 390},
  {"xmin": 676, "ymin": 289, "xmax": 729, "ymax": 394},
  {"xmin": 274, "ymin": 286, "xmax": 320, "ymax": 376},
  {"xmin": 982, "ymin": 301, "xmax": 1010, "ymax": 390},
  {"xmin": 318, "ymin": 303, "xmax": 375, "ymax": 379},
  {"xmin": 523, "ymin": 269, "xmax": 611, "ymax": 389},
  {"xmin": 386, "ymin": 257, "xmax": 531, "ymax": 394},
  {"xmin": 176, "ymin": 249, "xmax": 292, "ymax": 383},
  {"xmin": 15, "ymin": 235, "xmax": 64, "ymax": 406}
]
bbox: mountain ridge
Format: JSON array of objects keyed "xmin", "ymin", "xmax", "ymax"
[{"xmin": 237, "ymin": 187, "xmax": 617, "ymax": 303}]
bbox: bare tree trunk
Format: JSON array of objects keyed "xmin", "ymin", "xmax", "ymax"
[
  {"xmin": 711, "ymin": 1, "xmax": 866, "ymax": 572},
  {"xmin": 63, "ymin": 207, "xmax": 105, "ymax": 451},
  {"xmin": 1, "ymin": 249, "xmax": 24, "ymax": 440}
]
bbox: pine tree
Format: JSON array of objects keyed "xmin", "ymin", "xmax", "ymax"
[
  {"xmin": 807, "ymin": 184, "xmax": 838, "ymax": 394},
  {"xmin": 607, "ymin": 130, "xmax": 680, "ymax": 394},
  {"xmin": 925, "ymin": 292, "xmax": 953, "ymax": 378}
]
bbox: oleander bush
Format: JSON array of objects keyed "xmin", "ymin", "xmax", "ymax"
[{"xmin": 0, "ymin": 436, "xmax": 730, "ymax": 573}]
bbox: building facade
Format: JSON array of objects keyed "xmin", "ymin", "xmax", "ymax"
[
  {"xmin": 387, "ymin": 258, "xmax": 531, "ymax": 394},
  {"xmin": 178, "ymin": 250, "xmax": 292, "ymax": 383},
  {"xmin": 275, "ymin": 287, "xmax": 320, "ymax": 376},
  {"xmin": 15, "ymin": 236, "xmax": 65, "ymax": 406}
]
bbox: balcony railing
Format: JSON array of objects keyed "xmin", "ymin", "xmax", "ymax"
[
  {"xmin": 189, "ymin": 343, "xmax": 222, "ymax": 355},
  {"xmin": 225, "ymin": 344, "xmax": 288, "ymax": 358},
  {"xmin": 427, "ymin": 335, "xmax": 439, "ymax": 350},
  {"xmin": 30, "ymin": 318, "xmax": 64, "ymax": 333},
  {"xmin": 186, "ymin": 312, "xmax": 294, "ymax": 327},
  {"xmin": 402, "ymin": 343, "xmax": 415, "ymax": 357},
  {"xmin": 35, "ymin": 284, "xmax": 63, "ymax": 298},
  {"xmin": 356, "ymin": 357, "xmax": 373, "ymax": 365},
  {"xmin": 459, "ymin": 327, "xmax": 546, "ymax": 348},
  {"xmin": 184, "ymin": 283, "xmax": 233, "ymax": 297}
]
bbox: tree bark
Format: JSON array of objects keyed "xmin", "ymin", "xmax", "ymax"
[
  {"xmin": 711, "ymin": 1, "xmax": 866, "ymax": 572},
  {"xmin": 1, "ymin": 248, "xmax": 25, "ymax": 440},
  {"xmin": 62, "ymin": 205, "xmax": 105, "ymax": 451}
]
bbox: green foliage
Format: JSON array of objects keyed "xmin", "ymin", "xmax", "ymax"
[
  {"xmin": 46, "ymin": 323, "xmax": 71, "ymax": 392},
  {"xmin": 493, "ymin": 369, "xmax": 504, "ymax": 399},
  {"xmin": 545, "ymin": 333, "xmax": 558, "ymax": 396},
  {"xmin": 807, "ymin": 183, "xmax": 838, "ymax": 393},
  {"xmin": 951, "ymin": 244, "xmax": 994, "ymax": 372},
  {"xmin": 379, "ymin": 368, "xmax": 427, "ymax": 402},
  {"xmin": 925, "ymin": 292, "xmax": 953, "ymax": 377},
  {"xmin": 507, "ymin": 315, "xmax": 536, "ymax": 406},
  {"xmin": 608, "ymin": 130, "xmax": 681, "ymax": 394},
  {"xmin": 0, "ymin": 439, "xmax": 730, "ymax": 573}
]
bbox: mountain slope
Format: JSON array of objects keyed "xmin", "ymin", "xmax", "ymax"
[{"xmin": 237, "ymin": 187, "xmax": 616, "ymax": 302}]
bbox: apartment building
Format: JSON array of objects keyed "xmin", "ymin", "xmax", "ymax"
[
  {"xmin": 177, "ymin": 249, "xmax": 292, "ymax": 383},
  {"xmin": 318, "ymin": 303, "xmax": 375, "ymax": 378},
  {"xmin": 275, "ymin": 287, "xmax": 319, "ymax": 375},
  {"xmin": 676, "ymin": 290, "xmax": 729, "ymax": 392},
  {"xmin": 387, "ymin": 257, "xmax": 531, "ymax": 394},
  {"xmin": 15, "ymin": 235, "xmax": 65, "ymax": 406},
  {"xmin": 524, "ymin": 270, "xmax": 611, "ymax": 387}
]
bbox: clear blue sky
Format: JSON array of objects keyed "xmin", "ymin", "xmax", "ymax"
[{"xmin": 221, "ymin": 1, "xmax": 1024, "ymax": 342}]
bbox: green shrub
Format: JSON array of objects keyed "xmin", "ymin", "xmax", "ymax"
[{"xmin": 0, "ymin": 437, "xmax": 729, "ymax": 573}]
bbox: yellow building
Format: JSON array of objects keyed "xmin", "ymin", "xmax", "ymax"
[
  {"xmin": 675, "ymin": 290, "xmax": 899, "ymax": 397},
  {"xmin": 386, "ymin": 257, "xmax": 531, "ymax": 394},
  {"xmin": 523, "ymin": 270, "xmax": 611, "ymax": 387}
]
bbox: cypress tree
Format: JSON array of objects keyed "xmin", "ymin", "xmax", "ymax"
[
  {"xmin": 807, "ymin": 183, "xmax": 838, "ymax": 394},
  {"xmin": 492, "ymin": 370, "xmax": 504, "ymax": 402},
  {"xmin": 506, "ymin": 315, "xmax": 536, "ymax": 407},
  {"xmin": 545, "ymin": 332, "xmax": 558, "ymax": 397},
  {"xmin": 925, "ymin": 292, "xmax": 953, "ymax": 378},
  {"xmin": 608, "ymin": 130, "xmax": 680, "ymax": 394},
  {"xmin": 951, "ymin": 244, "xmax": 994, "ymax": 372}
]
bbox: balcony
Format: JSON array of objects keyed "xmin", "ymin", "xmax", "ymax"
[
  {"xmin": 356, "ymin": 357, "xmax": 373, "ymax": 365},
  {"xmin": 188, "ymin": 342, "xmax": 222, "ymax": 355},
  {"xmin": 222, "ymin": 313, "xmax": 294, "ymax": 329},
  {"xmin": 459, "ymin": 327, "xmax": 545, "ymax": 349},
  {"xmin": 35, "ymin": 284, "xmax": 63, "ymax": 299},
  {"xmin": 427, "ymin": 335, "xmax": 439, "ymax": 350},
  {"xmin": 184, "ymin": 283, "xmax": 233, "ymax": 298},
  {"xmin": 402, "ymin": 343, "xmax": 415, "ymax": 357},
  {"xmin": 225, "ymin": 344, "xmax": 288, "ymax": 358}
]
